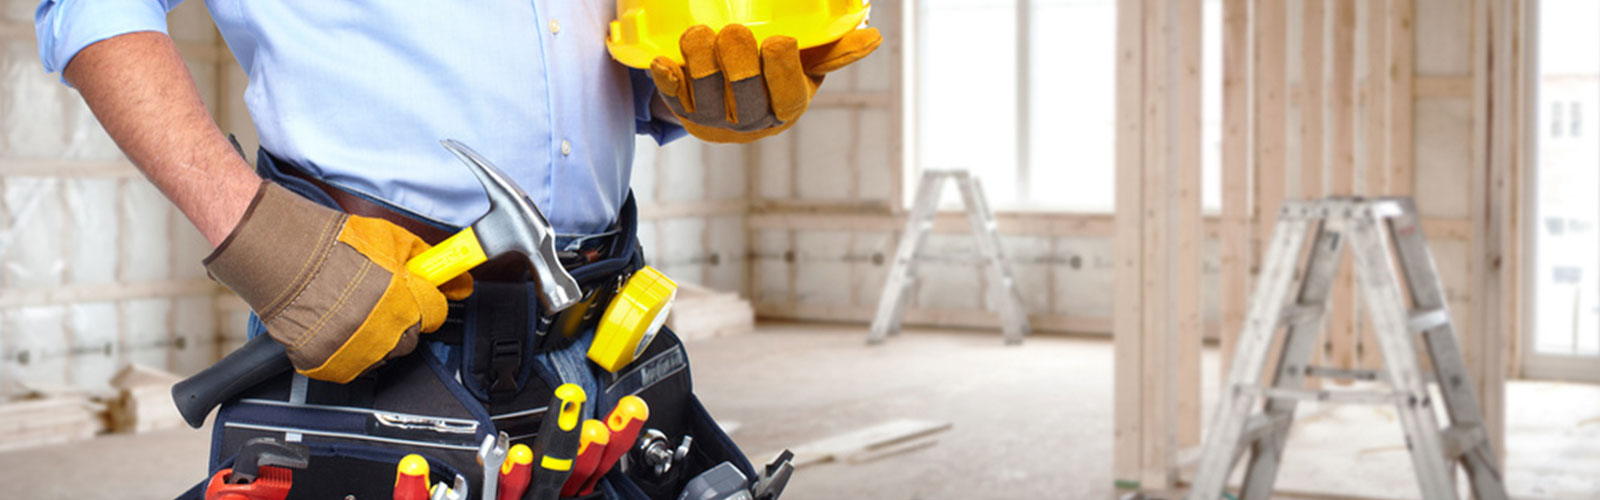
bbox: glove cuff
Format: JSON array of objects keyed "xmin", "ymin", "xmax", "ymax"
[{"xmin": 204, "ymin": 181, "xmax": 348, "ymax": 320}]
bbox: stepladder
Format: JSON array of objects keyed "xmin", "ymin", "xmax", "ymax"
[
  {"xmin": 1189, "ymin": 197, "xmax": 1508, "ymax": 500},
  {"xmin": 867, "ymin": 169, "xmax": 1030, "ymax": 345}
]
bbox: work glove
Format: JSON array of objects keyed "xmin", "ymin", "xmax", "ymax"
[
  {"xmin": 204, "ymin": 182, "xmax": 473, "ymax": 383},
  {"xmin": 650, "ymin": 24, "xmax": 882, "ymax": 143}
]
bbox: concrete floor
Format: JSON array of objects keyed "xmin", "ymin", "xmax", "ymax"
[{"xmin": 1, "ymin": 322, "xmax": 1596, "ymax": 499}]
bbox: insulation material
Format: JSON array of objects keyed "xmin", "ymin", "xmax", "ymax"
[
  {"xmin": 3, "ymin": 41, "xmax": 68, "ymax": 159},
  {"xmin": 705, "ymin": 143, "xmax": 746, "ymax": 201},
  {"xmin": 171, "ymin": 296, "xmax": 216, "ymax": 376},
  {"xmin": 855, "ymin": 109, "xmax": 893, "ymax": 202},
  {"xmin": 1413, "ymin": 98, "xmax": 1473, "ymax": 217},
  {"xmin": 755, "ymin": 229, "xmax": 790, "ymax": 303},
  {"xmin": 1414, "ymin": 0, "xmax": 1473, "ymax": 76},
  {"xmin": 850, "ymin": 231, "xmax": 895, "ymax": 308},
  {"xmin": 630, "ymin": 135, "xmax": 659, "ymax": 205},
  {"xmin": 655, "ymin": 217, "xmax": 705, "ymax": 285},
  {"xmin": 913, "ymin": 234, "xmax": 981, "ymax": 310},
  {"xmin": 794, "ymin": 109, "xmax": 854, "ymax": 200},
  {"xmin": 1051, "ymin": 236, "xmax": 1115, "ymax": 318},
  {"xmin": 999, "ymin": 235, "xmax": 1052, "ymax": 315},
  {"xmin": 703, "ymin": 215, "xmax": 746, "ymax": 294},
  {"xmin": 63, "ymin": 178, "xmax": 120, "ymax": 284},
  {"xmin": 121, "ymin": 298, "xmax": 171, "ymax": 371},
  {"xmin": 2, "ymin": 178, "xmax": 66, "ymax": 288},
  {"xmin": 756, "ymin": 131, "xmax": 793, "ymax": 199},
  {"xmin": 119, "ymin": 181, "xmax": 175, "ymax": 282},
  {"xmin": 67, "ymin": 302, "xmax": 120, "ymax": 394},
  {"xmin": 657, "ymin": 139, "xmax": 705, "ymax": 202},
  {"xmin": 792, "ymin": 230, "xmax": 851, "ymax": 306},
  {"xmin": 1, "ymin": 306, "xmax": 70, "ymax": 394}
]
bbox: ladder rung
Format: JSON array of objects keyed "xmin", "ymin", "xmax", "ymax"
[
  {"xmin": 1408, "ymin": 308, "xmax": 1450, "ymax": 334},
  {"xmin": 1278, "ymin": 303, "xmax": 1325, "ymax": 327},
  {"xmin": 1370, "ymin": 199, "xmax": 1407, "ymax": 218},
  {"xmin": 1303, "ymin": 365, "xmax": 1385, "ymax": 382},
  {"xmin": 1440, "ymin": 424, "xmax": 1486, "ymax": 459},
  {"xmin": 1246, "ymin": 386, "xmax": 1404, "ymax": 406}
]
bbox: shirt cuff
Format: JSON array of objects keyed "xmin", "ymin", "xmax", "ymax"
[
  {"xmin": 36, "ymin": 0, "xmax": 173, "ymax": 79},
  {"xmin": 630, "ymin": 68, "xmax": 687, "ymax": 144}
]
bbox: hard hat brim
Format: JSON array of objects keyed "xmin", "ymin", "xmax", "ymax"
[{"xmin": 606, "ymin": 7, "xmax": 871, "ymax": 70}]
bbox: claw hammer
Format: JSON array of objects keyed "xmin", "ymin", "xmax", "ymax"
[{"xmin": 173, "ymin": 140, "xmax": 583, "ymax": 428}]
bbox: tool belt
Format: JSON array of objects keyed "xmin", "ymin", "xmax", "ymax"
[{"xmin": 178, "ymin": 150, "xmax": 762, "ymax": 500}]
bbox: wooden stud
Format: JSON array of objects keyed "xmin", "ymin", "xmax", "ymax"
[
  {"xmin": 1253, "ymin": 0, "xmax": 1287, "ymax": 284},
  {"xmin": 1387, "ymin": 0, "xmax": 1414, "ymax": 197},
  {"xmin": 1326, "ymin": 0, "xmax": 1357, "ymax": 373},
  {"xmin": 1357, "ymin": 0, "xmax": 1391, "ymax": 370},
  {"xmin": 1112, "ymin": 0, "xmax": 1146, "ymax": 487},
  {"xmin": 1301, "ymin": 0, "xmax": 1326, "ymax": 201},
  {"xmin": 1174, "ymin": 0, "xmax": 1204, "ymax": 451},
  {"xmin": 1218, "ymin": 0, "xmax": 1252, "ymax": 382}
]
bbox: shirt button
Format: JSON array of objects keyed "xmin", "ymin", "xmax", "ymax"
[
  {"xmin": 560, "ymin": 140, "xmax": 572, "ymax": 156},
  {"xmin": 549, "ymin": 19, "xmax": 560, "ymax": 35}
]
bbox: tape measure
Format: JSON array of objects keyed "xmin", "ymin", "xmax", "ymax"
[{"xmin": 588, "ymin": 266, "xmax": 677, "ymax": 372}]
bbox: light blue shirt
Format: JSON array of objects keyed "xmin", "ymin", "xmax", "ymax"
[{"xmin": 36, "ymin": 1, "xmax": 685, "ymax": 235}]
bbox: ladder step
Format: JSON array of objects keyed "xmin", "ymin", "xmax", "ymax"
[
  {"xmin": 1244, "ymin": 386, "xmax": 1404, "ymax": 405},
  {"xmin": 1303, "ymin": 365, "xmax": 1385, "ymax": 382},
  {"xmin": 1408, "ymin": 308, "xmax": 1450, "ymax": 334},
  {"xmin": 1440, "ymin": 424, "xmax": 1486, "ymax": 460}
]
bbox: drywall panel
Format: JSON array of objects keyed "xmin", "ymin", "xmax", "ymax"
[
  {"xmin": 705, "ymin": 143, "xmax": 746, "ymax": 201},
  {"xmin": 67, "ymin": 301, "xmax": 119, "ymax": 393},
  {"xmin": 2, "ymin": 177, "xmax": 66, "ymax": 288},
  {"xmin": 704, "ymin": 215, "xmax": 746, "ymax": 293},
  {"xmin": 1412, "ymin": 97, "xmax": 1472, "ymax": 218},
  {"xmin": 2, "ymin": 306, "xmax": 69, "ymax": 392},
  {"xmin": 630, "ymin": 135, "xmax": 659, "ymax": 205},
  {"xmin": 657, "ymin": 140, "xmax": 705, "ymax": 203},
  {"xmin": 655, "ymin": 217, "xmax": 705, "ymax": 284},
  {"xmin": 119, "ymin": 180, "xmax": 174, "ymax": 282},
  {"xmin": 794, "ymin": 109, "xmax": 855, "ymax": 200},
  {"xmin": 1001, "ymin": 235, "xmax": 1053, "ymax": 315},
  {"xmin": 756, "ymin": 132, "xmax": 793, "ymax": 199},
  {"xmin": 792, "ymin": 230, "xmax": 852, "ymax": 305},
  {"xmin": 913, "ymin": 234, "xmax": 981, "ymax": 310},
  {"xmin": 1052, "ymin": 236, "xmax": 1115, "ymax": 319},
  {"xmin": 850, "ymin": 231, "xmax": 895, "ymax": 308},
  {"xmin": 755, "ymin": 229, "xmax": 790, "ymax": 303},
  {"xmin": 122, "ymin": 298, "xmax": 170, "ymax": 370},
  {"xmin": 2, "ymin": 41, "xmax": 68, "ymax": 159},
  {"xmin": 856, "ymin": 109, "xmax": 893, "ymax": 202},
  {"xmin": 1413, "ymin": 0, "xmax": 1473, "ymax": 76},
  {"xmin": 172, "ymin": 295, "xmax": 216, "ymax": 375},
  {"xmin": 62, "ymin": 179, "xmax": 120, "ymax": 285}
]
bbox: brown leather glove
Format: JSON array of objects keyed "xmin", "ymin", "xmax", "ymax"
[
  {"xmin": 650, "ymin": 24, "xmax": 882, "ymax": 143},
  {"xmin": 204, "ymin": 182, "xmax": 473, "ymax": 383}
]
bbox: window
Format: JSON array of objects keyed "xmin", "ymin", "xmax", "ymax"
[{"xmin": 914, "ymin": 0, "xmax": 1221, "ymax": 212}]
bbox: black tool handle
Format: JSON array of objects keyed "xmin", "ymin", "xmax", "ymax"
[{"xmin": 171, "ymin": 335, "xmax": 293, "ymax": 428}]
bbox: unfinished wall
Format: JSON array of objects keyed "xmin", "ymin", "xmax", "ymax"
[{"xmin": 0, "ymin": 3, "xmax": 229, "ymax": 396}]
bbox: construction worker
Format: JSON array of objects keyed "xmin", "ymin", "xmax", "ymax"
[{"xmin": 36, "ymin": 2, "xmax": 877, "ymax": 497}]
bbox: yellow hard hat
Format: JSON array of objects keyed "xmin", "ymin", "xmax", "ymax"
[{"xmin": 607, "ymin": 0, "xmax": 872, "ymax": 69}]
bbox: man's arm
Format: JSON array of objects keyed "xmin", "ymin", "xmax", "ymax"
[{"xmin": 64, "ymin": 31, "xmax": 259, "ymax": 247}]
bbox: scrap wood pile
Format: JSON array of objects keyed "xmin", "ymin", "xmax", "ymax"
[{"xmin": 0, "ymin": 363, "xmax": 186, "ymax": 453}]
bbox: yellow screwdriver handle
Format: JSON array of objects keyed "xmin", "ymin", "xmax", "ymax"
[{"xmin": 406, "ymin": 227, "xmax": 489, "ymax": 286}]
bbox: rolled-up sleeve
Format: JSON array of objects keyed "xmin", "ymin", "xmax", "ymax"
[
  {"xmin": 35, "ymin": 0, "xmax": 180, "ymax": 77},
  {"xmin": 630, "ymin": 68, "xmax": 686, "ymax": 145}
]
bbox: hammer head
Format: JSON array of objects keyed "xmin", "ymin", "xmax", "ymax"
[{"xmin": 441, "ymin": 139, "xmax": 582, "ymax": 313}]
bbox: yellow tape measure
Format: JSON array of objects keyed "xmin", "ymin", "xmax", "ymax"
[{"xmin": 588, "ymin": 266, "xmax": 677, "ymax": 372}]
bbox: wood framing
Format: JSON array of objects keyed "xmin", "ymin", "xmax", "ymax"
[
  {"xmin": 1326, "ymin": 0, "xmax": 1358, "ymax": 373},
  {"xmin": 1386, "ymin": 0, "xmax": 1415, "ymax": 196},
  {"xmin": 1358, "ymin": 0, "xmax": 1391, "ymax": 370},
  {"xmin": 1217, "ymin": 0, "xmax": 1252, "ymax": 383},
  {"xmin": 1112, "ymin": 0, "xmax": 1147, "ymax": 488}
]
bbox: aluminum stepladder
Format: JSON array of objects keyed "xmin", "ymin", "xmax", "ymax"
[
  {"xmin": 1189, "ymin": 198, "xmax": 1508, "ymax": 500},
  {"xmin": 867, "ymin": 169, "xmax": 1030, "ymax": 345}
]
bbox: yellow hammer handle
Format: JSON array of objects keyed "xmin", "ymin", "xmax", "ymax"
[{"xmin": 406, "ymin": 227, "xmax": 488, "ymax": 286}]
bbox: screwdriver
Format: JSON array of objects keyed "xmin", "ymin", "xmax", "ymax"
[
  {"xmin": 393, "ymin": 454, "xmax": 431, "ymax": 500},
  {"xmin": 579, "ymin": 395, "xmax": 650, "ymax": 496},
  {"xmin": 528, "ymin": 383, "xmax": 586, "ymax": 500},
  {"xmin": 496, "ymin": 444, "xmax": 533, "ymax": 500},
  {"xmin": 562, "ymin": 419, "xmax": 611, "ymax": 497}
]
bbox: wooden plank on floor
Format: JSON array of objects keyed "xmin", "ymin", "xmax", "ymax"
[
  {"xmin": 1218, "ymin": 0, "xmax": 1252, "ymax": 384},
  {"xmin": 1112, "ymin": 0, "xmax": 1147, "ymax": 488},
  {"xmin": 783, "ymin": 419, "xmax": 952, "ymax": 468},
  {"xmin": 1327, "ymin": 0, "xmax": 1358, "ymax": 375}
]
